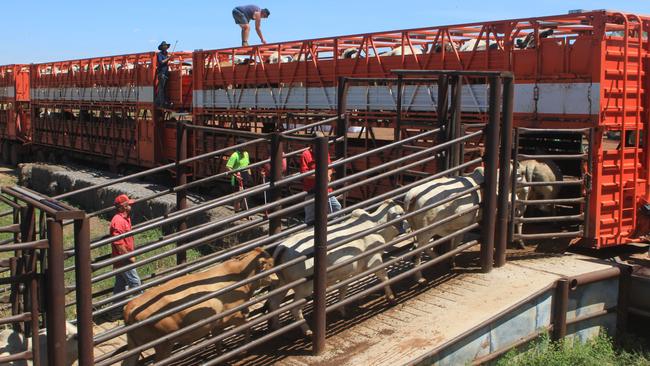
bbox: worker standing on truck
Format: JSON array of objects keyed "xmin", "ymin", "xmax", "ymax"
[
  {"xmin": 226, "ymin": 139, "xmax": 253, "ymax": 212},
  {"xmin": 155, "ymin": 41, "xmax": 172, "ymax": 108},
  {"xmin": 232, "ymin": 5, "xmax": 270, "ymax": 46},
  {"xmin": 111, "ymin": 194, "xmax": 142, "ymax": 296}
]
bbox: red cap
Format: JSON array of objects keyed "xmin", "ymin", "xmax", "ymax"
[{"xmin": 114, "ymin": 194, "xmax": 135, "ymax": 206}]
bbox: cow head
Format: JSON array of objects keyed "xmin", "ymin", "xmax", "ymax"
[
  {"xmin": 513, "ymin": 162, "xmax": 531, "ymax": 218},
  {"xmin": 255, "ymin": 249, "xmax": 279, "ymax": 288},
  {"xmin": 375, "ymin": 200, "xmax": 407, "ymax": 240}
]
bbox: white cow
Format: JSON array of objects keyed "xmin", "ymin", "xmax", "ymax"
[
  {"xmin": 515, "ymin": 29, "xmax": 554, "ymax": 49},
  {"xmin": 458, "ymin": 39, "xmax": 498, "ymax": 52},
  {"xmin": 341, "ymin": 48, "xmax": 361, "ymax": 59},
  {"xmin": 381, "ymin": 45, "xmax": 424, "ymax": 57},
  {"xmin": 0, "ymin": 322, "xmax": 78, "ymax": 366},
  {"xmin": 518, "ymin": 159, "xmax": 563, "ymax": 215},
  {"xmin": 403, "ymin": 166, "xmax": 529, "ymax": 283},
  {"xmin": 268, "ymin": 200, "xmax": 405, "ymax": 336},
  {"xmin": 267, "ymin": 51, "xmax": 294, "ymax": 64}
]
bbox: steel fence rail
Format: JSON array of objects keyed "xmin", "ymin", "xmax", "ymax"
[
  {"xmin": 328, "ymin": 223, "xmax": 481, "ymax": 296},
  {"xmin": 53, "ymin": 114, "xmax": 342, "ymax": 202},
  {"xmin": 158, "ymin": 301, "xmax": 310, "ymax": 366},
  {"xmin": 94, "ymin": 126, "xmax": 478, "ymax": 271},
  {"xmin": 93, "ymin": 255, "xmax": 308, "ymax": 345},
  {"xmin": 88, "ymin": 219, "xmax": 316, "ymax": 315},
  {"xmin": 95, "ymin": 278, "xmax": 308, "ymax": 365},
  {"xmin": 330, "ymin": 240, "xmax": 480, "ymax": 314},
  {"xmin": 327, "ymin": 205, "xmax": 482, "ymax": 276},
  {"xmin": 322, "ymin": 187, "xmax": 482, "ymax": 258}
]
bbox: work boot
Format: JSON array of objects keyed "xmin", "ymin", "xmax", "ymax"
[{"xmin": 242, "ymin": 41, "xmax": 249, "ymax": 47}]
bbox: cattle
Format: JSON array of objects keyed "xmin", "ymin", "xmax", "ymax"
[
  {"xmin": 268, "ymin": 52, "xmax": 312, "ymax": 64},
  {"xmin": 381, "ymin": 45, "xmax": 424, "ymax": 57},
  {"xmin": 341, "ymin": 48, "xmax": 361, "ymax": 59},
  {"xmin": 122, "ymin": 247, "xmax": 278, "ymax": 365},
  {"xmin": 518, "ymin": 159, "xmax": 563, "ymax": 215},
  {"xmin": 268, "ymin": 200, "xmax": 405, "ymax": 337},
  {"xmin": 458, "ymin": 39, "xmax": 499, "ymax": 52},
  {"xmin": 403, "ymin": 166, "xmax": 530, "ymax": 283},
  {"xmin": 515, "ymin": 29, "xmax": 554, "ymax": 49},
  {"xmin": 432, "ymin": 42, "xmax": 460, "ymax": 53},
  {"xmin": 0, "ymin": 322, "xmax": 78, "ymax": 366},
  {"xmin": 267, "ymin": 51, "xmax": 294, "ymax": 64},
  {"xmin": 233, "ymin": 57, "xmax": 256, "ymax": 66}
]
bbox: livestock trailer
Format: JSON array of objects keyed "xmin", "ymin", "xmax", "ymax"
[
  {"xmin": 0, "ymin": 64, "xmax": 30, "ymax": 164},
  {"xmin": 27, "ymin": 51, "xmax": 192, "ymax": 169}
]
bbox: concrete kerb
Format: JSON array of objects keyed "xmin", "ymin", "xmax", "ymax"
[{"xmin": 18, "ymin": 163, "xmax": 266, "ymax": 253}]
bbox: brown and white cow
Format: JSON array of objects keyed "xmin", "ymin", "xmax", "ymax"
[{"xmin": 122, "ymin": 247, "xmax": 277, "ymax": 365}]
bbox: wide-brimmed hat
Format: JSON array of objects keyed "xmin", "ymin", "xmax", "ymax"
[
  {"xmin": 158, "ymin": 41, "xmax": 171, "ymax": 51},
  {"xmin": 114, "ymin": 194, "xmax": 135, "ymax": 206}
]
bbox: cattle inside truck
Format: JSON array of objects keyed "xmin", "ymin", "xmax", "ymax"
[
  {"xmin": 191, "ymin": 10, "xmax": 650, "ymax": 249},
  {"xmin": 0, "ymin": 64, "xmax": 30, "ymax": 164}
]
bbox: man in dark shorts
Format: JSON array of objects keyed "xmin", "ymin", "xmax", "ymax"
[{"xmin": 232, "ymin": 5, "xmax": 270, "ymax": 46}]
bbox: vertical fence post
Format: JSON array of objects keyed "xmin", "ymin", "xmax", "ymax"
[
  {"xmin": 16, "ymin": 206, "xmax": 32, "ymax": 334},
  {"xmin": 312, "ymin": 136, "xmax": 329, "ymax": 355},
  {"xmin": 480, "ymin": 77, "xmax": 502, "ymax": 273},
  {"xmin": 496, "ymin": 75, "xmax": 514, "ymax": 267},
  {"xmin": 175, "ymin": 122, "xmax": 188, "ymax": 264},
  {"xmin": 74, "ymin": 216, "xmax": 93, "ymax": 366},
  {"xmin": 450, "ymin": 75, "xmax": 463, "ymax": 175},
  {"xmin": 269, "ymin": 132, "xmax": 283, "ymax": 236},
  {"xmin": 552, "ymin": 278, "xmax": 569, "ymax": 341},
  {"xmin": 8, "ymin": 257, "xmax": 19, "ymax": 332},
  {"xmin": 508, "ymin": 128, "xmax": 521, "ymax": 246},
  {"xmin": 394, "ymin": 75, "xmax": 403, "ymax": 143},
  {"xmin": 395, "ymin": 75, "xmax": 406, "ymax": 186},
  {"xmin": 336, "ymin": 77, "xmax": 348, "ymax": 206},
  {"xmin": 20, "ymin": 205, "xmax": 35, "ymax": 243},
  {"xmin": 583, "ymin": 128, "xmax": 594, "ymax": 238},
  {"xmin": 29, "ymin": 250, "xmax": 40, "ymax": 366},
  {"xmin": 12, "ymin": 206, "xmax": 19, "ymax": 244},
  {"xmin": 45, "ymin": 219, "xmax": 66, "ymax": 366},
  {"xmin": 437, "ymin": 75, "xmax": 450, "ymax": 171},
  {"xmin": 616, "ymin": 264, "xmax": 632, "ymax": 342}
]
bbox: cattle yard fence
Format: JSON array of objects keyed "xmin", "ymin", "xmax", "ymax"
[{"xmin": 0, "ymin": 70, "xmax": 515, "ymax": 365}]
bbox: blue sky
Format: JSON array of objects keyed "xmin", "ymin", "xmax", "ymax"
[{"xmin": 2, "ymin": 1, "xmax": 650, "ymax": 65}]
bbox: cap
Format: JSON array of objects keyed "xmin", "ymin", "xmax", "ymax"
[{"xmin": 114, "ymin": 194, "xmax": 135, "ymax": 206}]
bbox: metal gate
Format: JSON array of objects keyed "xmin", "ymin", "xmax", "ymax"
[{"xmin": 509, "ymin": 127, "xmax": 593, "ymax": 246}]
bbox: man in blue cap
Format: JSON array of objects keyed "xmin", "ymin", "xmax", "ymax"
[{"xmin": 232, "ymin": 5, "xmax": 270, "ymax": 46}]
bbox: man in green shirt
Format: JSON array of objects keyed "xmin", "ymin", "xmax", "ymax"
[{"xmin": 226, "ymin": 140, "xmax": 252, "ymax": 212}]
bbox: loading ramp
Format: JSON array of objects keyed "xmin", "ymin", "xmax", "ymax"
[{"xmin": 225, "ymin": 253, "xmax": 620, "ymax": 366}]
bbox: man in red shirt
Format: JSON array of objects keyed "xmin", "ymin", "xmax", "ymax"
[
  {"xmin": 300, "ymin": 135, "xmax": 341, "ymax": 224},
  {"xmin": 111, "ymin": 194, "xmax": 141, "ymax": 295}
]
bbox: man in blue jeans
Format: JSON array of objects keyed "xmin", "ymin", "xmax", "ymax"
[
  {"xmin": 111, "ymin": 194, "xmax": 142, "ymax": 296},
  {"xmin": 232, "ymin": 5, "xmax": 270, "ymax": 46},
  {"xmin": 155, "ymin": 41, "xmax": 171, "ymax": 108},
  {"xmin": 300, "ymin": 136, "xmax": 342, "ymax": 224}
]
